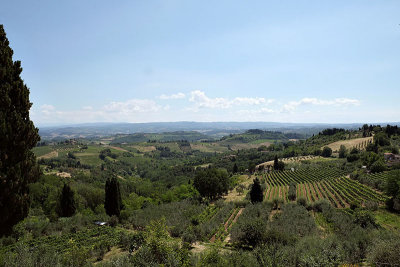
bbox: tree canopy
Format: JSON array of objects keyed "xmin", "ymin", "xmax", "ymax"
[
  {"xmin": 0, "ymin": 25, "xmax": 40, "ymax": 236},
  {"xmin": 193, "ymin": 168, "xmax": 229, "ymax": 200}
]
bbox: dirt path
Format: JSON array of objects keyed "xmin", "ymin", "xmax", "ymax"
[{"xmin": 232, "ymin": 208, "xmax": 244, "ymax": 223}]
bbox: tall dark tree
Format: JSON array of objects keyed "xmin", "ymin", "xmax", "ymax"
[
  {"xmin": 0, "ymin": 25, "xmax": 40, "ymax": 236},
  {"xmin": 233, "ymin": 163, "xmax": 238, "ymax": 174},
  {"xmin": 105, "ymin": 177, "xmax": 122, "ymax": 217},
  {"xmin": 273, "ymin": 155, "xmax": 285, "ymax": 171},
  {"xmin": 59, "ymin": 184, "xmax": 76, "ymax": 217},
  {"xmin": 250, "ymin": 178, "xmax": 263, "ymax": 203},
  {"xmin": 273, "ymin": 155, "xmax": 279, "ymax": 170}
]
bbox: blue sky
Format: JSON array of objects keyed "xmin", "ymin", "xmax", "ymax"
[{"xmin": 1, "ymin": 1, "xmax": 399, "ymax": 126}]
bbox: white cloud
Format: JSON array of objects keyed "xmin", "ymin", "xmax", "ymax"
[
  {"xmin": 283, "ymin": 97, "xmax": 360, "ymax": 112},
  {"xmin": 40, "ymin": 104, "xmax": 56, "ymax": 115},
  {"xmin": 158, "ymin": 92, "xmax": 186, "ymax": 99},
  {"xmin": 188, "ymin": 90, "xmax": 274, "ymax": 110},
  {"xmin": 104, "ymin": 99, "xmax": 161, "ymax": 114}
]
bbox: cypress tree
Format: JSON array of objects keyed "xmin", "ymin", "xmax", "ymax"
[
  {"xmin": 59, "ymin": 184, "xmax": 76, "ymax": 217},
  {"xmin": 0, "ymin": 25, "xmax": 40, "ymax": 236},
  {"xmin": 250, "ymin": 177, "xmax": 264, "ymax": 203},
  {"xmin": 273, "ymin": 155, "xmax": 279, "ymax": 171},
  {"xmin": 233, "ymin": 163, "xmax": 238, "ymax": 173},
  {"xmin": 105, "ymin": 177, "xmax": 122, "ymax": 217}
]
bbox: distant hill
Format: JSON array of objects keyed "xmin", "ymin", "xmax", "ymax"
[
  {"xmin": 37, "ymin": 121, "xmax": 399, "ymax": 141},
  {"xmin": 110, "ymin": 131, "xmax": 210, "ymax": 143}
]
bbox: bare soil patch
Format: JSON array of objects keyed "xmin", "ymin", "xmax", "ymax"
[
  {"xmin": 38, "ymin": 150, "xmax": 58, "ymax": 159},
  {"xmin": 56, "ymin": 172, "xmax": 71, "ymax": 178}
]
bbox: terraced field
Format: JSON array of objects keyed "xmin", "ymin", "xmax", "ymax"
[
  {"xmin": 324, "ymin": 136, "xmax": 373, "ymax": 152},
  {"xmin": 262, "ymin": 169, "xmax": 387, "ymax": 208}
]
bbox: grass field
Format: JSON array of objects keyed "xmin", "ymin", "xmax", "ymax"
[
  {"xmin": 374, "ymin": 208, "xmax": 400, "ymax": 231},
  {"xmin": 33, "ymin": 146, "xmax": 55, "ymax": 157}
]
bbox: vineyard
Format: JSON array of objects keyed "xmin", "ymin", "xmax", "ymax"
[
  {"xmin": 262, "ymin": 169, "xmax": 387, "ymax": 208},
  {"xmin": 263, "ymin": 168, "xmax": 346, "ymax": 186}
]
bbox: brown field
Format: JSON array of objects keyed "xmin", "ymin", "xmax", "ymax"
[
  {"xmin": 130, "ymin": 145, "xmax": 156, "ymax": 153},
  {"xmin": 324, "ymin": 136, "xmax": 373, "ymax": 152},
  {"xmin": 38, "ymin": 150, "xmax": 58, "ymax": 159}
]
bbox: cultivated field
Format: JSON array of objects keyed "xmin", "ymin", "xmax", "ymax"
[
  {"xmin": 324, "ymin": 136, "xmax": 373, "ymax": 152},
  {"xmin": 262, "ymin": 169, "xmax": 386, "ymax": 208}
]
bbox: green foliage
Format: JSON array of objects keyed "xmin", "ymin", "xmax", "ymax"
[
  {"xmin": 231, "ymin": 202, "xmax": 271, "ymax": 247},
  {"xmin": 198, "ymin": 247, "xmax": 227, "ymax": 267},
  {"xmin": 370, "ymin": 159, "xmax": 387, "ymax": 173},
  {"xmin": 288, "ymin": 182, "xmax": 296, "ymax": 201},
  {"xmin": 270, "ymin": 204, "xmax": 317, "ymax": 238},
  {"xmin": 374, "ymin": 132, "xmax": 390, "ymax": 147},
  {"xmin": 338, "ymin": 145, "xmax": 347, "ymax": 158},
  {"xmin": 129, "ymin": 218, "xmax": 191, "ymax": 266},
  {"xmin": 0, "ymin": 24, "xmax": 40, "ymax": 236},
  {"xmin": 353, "ymin": 210, "xmax": 377, "ymax": 228},
  {"xmin": 367, "ymin": 235, "xmax": 400, "ymax": 266},
  {"xmin": 194, "ymin": 168, "xmax": 229, "ymax": 200},
  {"xmin": 293, "ymin": 236, "xmax": 345, "ymax": 267},
  {"xmin": 128, "ymin": 200, "xmax": 204, "ymax": 238},
  {"xmin": 321, "ymin": 146, "xmax": 332, "ymax": 157},
  {"xmin": 385, "ymin": 170, "xmax": 400, "ymax": 212}
]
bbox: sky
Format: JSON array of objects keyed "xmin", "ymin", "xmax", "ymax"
[{"xmin": 1, "ymin": 0, "xmax": 399, "ymax": 126}]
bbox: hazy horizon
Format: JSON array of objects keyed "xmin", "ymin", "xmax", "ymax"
[{"xmin": 1, "ymin": 1, "xmax": 399, "ymax": 125}]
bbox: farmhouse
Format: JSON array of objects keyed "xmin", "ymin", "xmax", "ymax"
[{"xmin": 384, "ymin": 153, "xmax": 400, "ymax": 166}]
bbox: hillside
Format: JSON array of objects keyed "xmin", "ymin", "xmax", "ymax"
[{"xmin": 2, "ymin": 125, "xmax": 400, "ymax": 266}]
